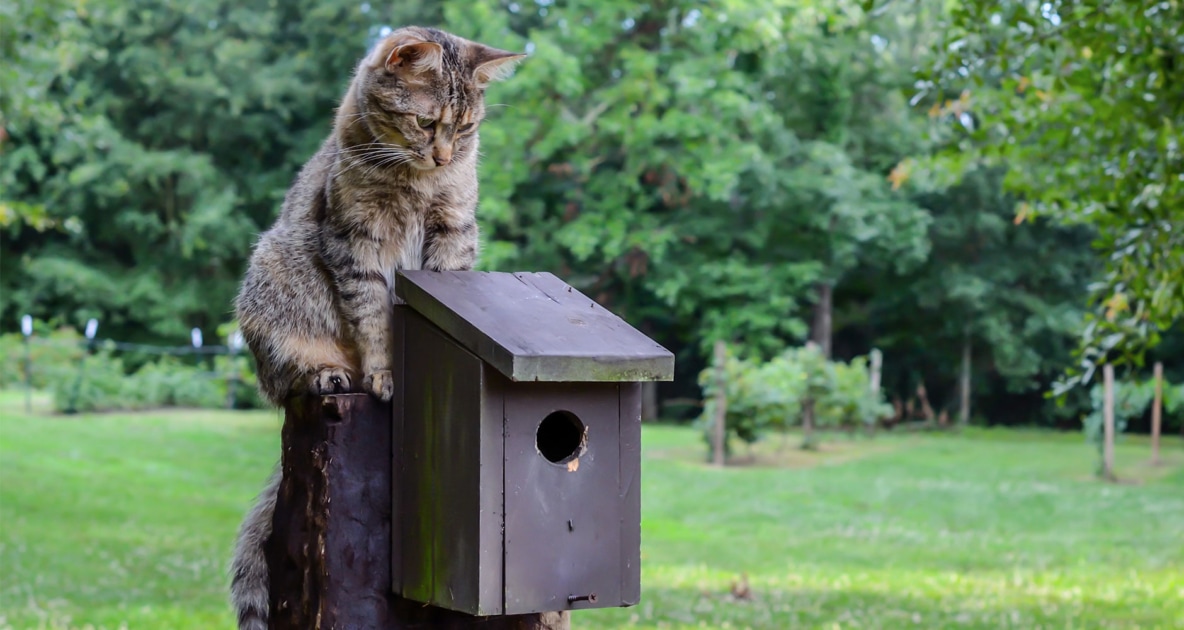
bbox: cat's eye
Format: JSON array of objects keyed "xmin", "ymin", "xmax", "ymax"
[
  {"xmin": 416, "ymin": 116, "xmax": 435, "ymax": 129},
  {"xmin": 458, "ymin": 122, "xmax": 476, "ymax": 133}
]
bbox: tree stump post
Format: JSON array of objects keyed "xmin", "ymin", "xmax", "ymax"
[{"xmin": 264, "ymin": 393, "xmax": 569, "ymax": 630}]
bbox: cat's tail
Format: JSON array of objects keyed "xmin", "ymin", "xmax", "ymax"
[{"xmin": 230, "ymin": 468, "xmax": 280, "ymax": 630}]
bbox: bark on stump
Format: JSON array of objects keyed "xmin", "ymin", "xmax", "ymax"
[{"xmin": 264, "ymin": 393, "xmax": 569, "ymax": 629}]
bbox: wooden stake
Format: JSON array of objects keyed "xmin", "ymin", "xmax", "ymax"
[
  {"xmin": 959, "ymin": 332, "xmax": 972, "ymax": 427},
  {"xmin": 712, "ymin": 340, "xmax": 727, "ymax": 467},
  {"xmin": 1151, "ymin": 361, "xmax": 1163, "ymax": 466},
  {"xmin": 868, "ymin": 349, "xmax": 882, "ymax": 396},
  {"xmin": 22, "ymin": 333, "xmax": 32, "ymax": 414},
  {"xmin": 868, "ymin": 349, "xmax": 882, "ymax": 436},
  {"xmin": 1102, "ymin": 364, "xmax": 1116, "ymax": 481}
]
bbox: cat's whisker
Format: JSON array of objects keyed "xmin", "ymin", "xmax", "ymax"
[
  {"xmin": 360, "ymin": 151, "xmax": 418, "ymax": 179},
  {"xmin": 337, "ymin": 146, "xmax": 416, "ymax": 179},
  {"xmin": 336, "ymin": 150, "xmax": 391, "ymax": 177},
  {"xmin": 334, "ymin": 143, "xmax": 400, "ymax": 156},
  {"xmin": 338, "ymin": 155, "xmax": 390, "ymax": 178}
]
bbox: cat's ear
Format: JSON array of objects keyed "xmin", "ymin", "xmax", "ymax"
[
  {"xmin": 385, "ymin": 41, "xmax": 444, "ymax": 76},
  {"xmin": 470, "ymin": 46, "xmax": 527, "ymax": 88}
]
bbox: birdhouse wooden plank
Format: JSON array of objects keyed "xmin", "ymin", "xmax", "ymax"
[
  {"xmin": 395, "ymin": 271, "xmax": 674, "ymax": 382},
  {"xmin": 390, "ymin": 271, "xmax": 673, "ymax": 616}
]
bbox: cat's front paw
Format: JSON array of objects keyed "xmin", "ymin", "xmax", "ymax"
[
  {"xmin": 309, "ymin": 367, "xmax": 353, "ymax": 396},
  {"xmin": 363, "ymin": 370, "xmax": 394, "ymax": 402}
]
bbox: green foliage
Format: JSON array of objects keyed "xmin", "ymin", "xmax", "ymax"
[
  {"xmin": 1, "ymin": 0, "xmax": 437, "ymax": 342},
  {"xmin": 698, "ymin": 344, "xmax": 890, "ymax": 457},
  {"xmin": 697, "ymin": 348, "xmax": 767, "ymax": 449},
  {"xmin": 476, "ymin": 0, "xmax": 933, "ymax": 359},
  {"xmin": 0, "ymin": 326, "xmax": 84, "ymax": 389},
  {"xmin": 45, "ymin": 350, "xmax": 229, "ymax": 413},
  {"xmin": 921, "ymin": 0, "xmax": 1184, "ymax": 390},
  {"xmin": 4, "ymin": 0, "xmax": 1164, "ymax": 426},
  {"xmin": 860, "ymin": 167, "xmax": 1100, "ymax": 420},
  {"xmin": 1162, "ymin": 382, "xmax": 1184, "ymax": 428},
  {"xmin": 46, "ymin": 346, "xmax": 127, "ymax": 414},
  {"xmin": 0, "ymin": 320, "xmax": 261, "ymax": 412},
  {"xmin": 823, "ymin": 355, "xmax": 893, "ymax": 429}
]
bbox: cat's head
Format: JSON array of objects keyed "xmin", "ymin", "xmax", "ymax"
[{"xmin": 350, "ymin": 27, "xmax": 524, "ymax": 171}]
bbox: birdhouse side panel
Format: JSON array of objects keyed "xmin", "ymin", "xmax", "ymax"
[
  {"xmin": 618, "ymin": 382, "xmax": 642, "ymax": 606},
  {"xmin": 395, "ymin": 311, "xmax": 497, "ymax": 614}
]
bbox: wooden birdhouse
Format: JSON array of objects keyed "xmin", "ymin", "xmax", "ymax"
[{"xmin": 389, "ymin": 270, "xmax": 674, "ymax": 616}]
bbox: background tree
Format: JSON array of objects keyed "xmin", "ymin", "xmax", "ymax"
[
  {"xmin": 1, "ymin": 0, "xmax": 439, "ymax": 341},
  {"xmin": 4, "ymin": 0, "xmax": 1156, "ymax": 427},
  {"xmin": 846, "ymin": 167, "xmax": 1100, "ymax": 424},
  {"xmin": 470, "ymin": 0, "xmax": 931, "ymax": 381},
  {"xmin": 918, "ymin": 0, "xmax": 1184, "ymax": 390}
]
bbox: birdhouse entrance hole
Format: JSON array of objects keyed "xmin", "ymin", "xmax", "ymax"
[{"xmin": 536, "ymin": 411, "xmax": 586, "ymax": 464}]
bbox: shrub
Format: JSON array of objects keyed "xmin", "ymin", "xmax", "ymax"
[
  {"xmin": 0, "ymin": 326, "xmax": 86, "ymax": 390},
  {"xmin": 698, "ymin": 347, "xmax": 765, "ymax": 454},
  {"xmin": 21, "ymin": 325, "xmax": 264, "ymax": 413},
  {"xmin": 698, "ymin": 344, "xmax": 891, "ymax": 459},
  {"xmin": 48, "ymin": 343, "xmax": 127, "ymax": 413},
  {"xmin": 823, "ymin": 357, "xmax": 894, "ymax": 430}
]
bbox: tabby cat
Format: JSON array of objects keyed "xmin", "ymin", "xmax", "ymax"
[{"xmin": 229, "ymin": 26, "xmax": 523, "ymax": 630}]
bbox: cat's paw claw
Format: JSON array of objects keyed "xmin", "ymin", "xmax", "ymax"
[
  {"xmin": 363, "ymin": 370, "xmax": 394, "ymax": 402},
  {"xmin": 309, "ymin": 367, "xmax": 352, "ymax": 396}
]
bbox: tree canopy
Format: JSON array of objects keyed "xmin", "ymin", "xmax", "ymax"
[
  {"xmin": 919, "ymin": 0, "xmax": 1184, "ymax": 390},
  {"xmin": 4, "ymin": 0, "xmax": 1172, "ymax": 425}
]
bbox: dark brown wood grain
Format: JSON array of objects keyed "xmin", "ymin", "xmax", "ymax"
[
  {"xmin": 395, "ymin": 271, "xmax": 674, "ymax": 383},
  {"xmin": 264, "ymin": 393, "xmax": 568, "ymax": 630}
]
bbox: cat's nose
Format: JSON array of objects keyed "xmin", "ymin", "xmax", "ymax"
[{"xmin": 433, "ymin": 152, "xmax": 452, "ymax": 167}]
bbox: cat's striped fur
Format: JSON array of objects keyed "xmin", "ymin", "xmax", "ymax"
[{"xmin": 229, "ymin": 27, "xmax": 523, "ymax": 630}]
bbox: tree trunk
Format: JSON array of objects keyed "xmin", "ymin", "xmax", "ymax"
[
  {"xmin": 916, "ymin": 382, "xmax": 934, "ymax": 423},
  {"xmin": 1151, "ymin": 361, "xmax": 1163, "ymax": 466},
  {"xmin": 959, "ymin": 331, "xmax": 971, "ymax": 428},
  {"xmin": 265, "ymin": 394, "xmax": 569, "ymax": 629},
  {"xmin": 810, "ymin": 282, "xmax": 833, "ymax": 359}
]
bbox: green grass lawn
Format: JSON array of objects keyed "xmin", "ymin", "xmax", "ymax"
[{"xmin": 1, "ymin": 390, "xmax": 1181, "ymax": 629}]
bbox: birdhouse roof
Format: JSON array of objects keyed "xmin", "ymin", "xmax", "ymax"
[{"xmin": 396, "ymin": 271, "xmax": 674, "ymax": 382}]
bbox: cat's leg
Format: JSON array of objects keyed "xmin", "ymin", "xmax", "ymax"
[
  {"xmin": 422, "ymin": 212, "xmax": 479, "ymax": 271},
  {"xmin": 319, "ymin": 232, "xmax": 396, "ymax": 402},
  {"xmin": 236, "ymin": 238, "xmax": 360, "ymax": 406},
  {"xmin": 271, "ymin": 335, "xmax": 358, "ymax": 398},
  {"xmin": 340, "ymin": 275, "xmax": 395, "ymax": 402}
]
